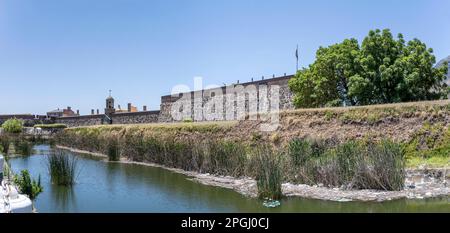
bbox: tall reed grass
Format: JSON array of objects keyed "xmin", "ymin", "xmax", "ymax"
[
  {"xmin": 107, "ymin": 137, "xmax": 120, "ymax": 161},
  {"xmin": 46, "ymin": 150, "xmax": 78, "ymax": 186},
  {"xmin": 14, "ymin": 139, "xmax": 34, "ymax": 156},
  {"xmin": 0, "ymin": 134, "xmax": 11, "ymax": 154},
  {"xmin": 253, "ymin": 145, "xmax": 283, "ymax": 200},
  {"xmin": 287, "ymin": 138, "xmax": 405, "ymax": 191},
  {"xmin": 56, "ymin": 127, "xmax": 406, "ymax": 194}
]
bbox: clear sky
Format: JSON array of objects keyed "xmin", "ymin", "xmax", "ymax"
[{"xmin": 1, "ymin": 0, "xmax": 449, "ymax": 115}]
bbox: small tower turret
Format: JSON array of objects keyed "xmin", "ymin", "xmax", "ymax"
[{"xmin": 105, "ymin": 90, "xmax": 115, "ymax": 116}]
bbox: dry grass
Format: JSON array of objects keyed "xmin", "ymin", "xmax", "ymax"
[{"xmin": 60, "ymin": 99, "xmax": 450, "ymax": 169}]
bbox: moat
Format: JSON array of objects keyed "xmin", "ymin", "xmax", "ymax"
[{"xmin": 8, "ymin": 145, "xmax": 450, "ymax": 213}]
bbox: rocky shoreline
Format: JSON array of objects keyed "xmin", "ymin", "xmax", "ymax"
[
  {"xmin": 189, "ymin": 168, "xmax": 449, "ymax": 202},
  {"xmin": 57, "ymin": 145, "xmax": 449, "ymax": 202}
]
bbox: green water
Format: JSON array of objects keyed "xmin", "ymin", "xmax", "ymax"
[{"xmin": 6, "ymin": 145, "xmax": 450, "ymax": 213}]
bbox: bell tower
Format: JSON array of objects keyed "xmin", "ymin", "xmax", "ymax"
[{"xmin": 105, "ymin": 90, "xmax": 115, "ymax": 116}]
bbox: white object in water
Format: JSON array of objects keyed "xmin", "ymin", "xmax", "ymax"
[{"xmin": 0, "ymin": 155, "xmax": 33, "ymax": 213}]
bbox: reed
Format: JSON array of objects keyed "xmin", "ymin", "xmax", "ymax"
[
  {"xmin": 56, "ymin": 126, "xmax": 406, "ymax": 192},
  {"xmin": 106, "ymin": 138, "xmax": 120, "ymax": 161},
  {"xmin": 46, "ymin": 150, "xmax": 78, "ymax": 186},
  {"xmin": 355, "ymin": 140, "xmax": 405, "ymax": 190},
  {"xmin": 287, "ymin": 138, "xmax": 405, "ymax": 191},
  {"xmin": 253, "ymin": 145, "xmax": 283, "ymax": 200},
  {"xmin": 14, "ymin": 139, "xmax": 34, "ymax": 156},
  {"xmin": 0, "ymin": 134, "xmax": 11, "ymax": 154}
]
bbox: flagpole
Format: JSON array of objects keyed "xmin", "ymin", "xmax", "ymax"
[{"xmin": 296, "ymin": 44, "xmax": 299, "ymax": 72}]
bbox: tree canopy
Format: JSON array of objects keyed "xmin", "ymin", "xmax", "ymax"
[
  {"xmin": 1, "ymin": 118, "xmax": 23, "ymax": 133},
  {"xmin": 289, "ymin": 29, "xmax": 449, "ymax": 108}
]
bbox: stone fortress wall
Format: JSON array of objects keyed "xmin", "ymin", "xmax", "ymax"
[
  {"xmin": 55, "ymin": 114, "xmax": 105, "ymax": 127},
  {"xmin": 4, "ymin": 75, "xmax": 294, "ymax": 127},
  {"xmin": 110, "ymin": 110, "xmax": 161, "ymax": 125},
  {"xmin": 158, "ymin": 75, "xmax": 294, "ymax": 122}
]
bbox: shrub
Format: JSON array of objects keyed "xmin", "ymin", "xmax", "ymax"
[
  {"xmin": 2, "ymin": 118, "xmax": 23, "ymax": 133},
  {"xmin": 324, "ymin": 110, "xmax": 334, "ymax": 121},
  {"xmin": 270, "ymin": 133, "xmax": 281, "ymax": 144},
  {"xmin": 288, "ymin": 138, "xmax": 312, "ymax": 166},
  {"xmin": 288, "ymin": 138, "xmax": 330, "ymax": 166},
  {"xmin": 33, "ymin": 124, "xmax": 67, "ymax": 129},
  {"xmin": 182, "ymin": 118, "xmax": 193, "ymax": 123},
  {"xmin": 13, "ymin": 170, "xmax": 43, "ymax": 201},
  {"xmin": 251, "ymin": 132, "xmax": 262, "ymax": 142}
]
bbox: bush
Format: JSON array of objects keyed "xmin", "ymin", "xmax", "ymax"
[
  {"xmin": 2, "ymin": 118, "xmax": 23, "ymax": 133},
  {"xmin": 182, "ymin": 118, "xmax": 193, "ymax": 123},
  {"xmin": 34, "ymin": 124, "xmax": 67, "ymax": 129},
  {"xmin": 288, "ymin": 139, "xmax": 312, "ymax": 166},
  {"xmin": 13, "ymin": 170, "xmax": 43, "ymax": 201}
]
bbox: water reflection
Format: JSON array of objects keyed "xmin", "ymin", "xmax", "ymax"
[{"xmin": 49, "ymin": 185, "xmax": 76, "ymax": 211}]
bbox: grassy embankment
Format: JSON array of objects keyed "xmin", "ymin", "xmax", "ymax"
[
  {"xmin": 278, "ymin": 100, "xmax": 450, "ymax": 168},
  {"xmin": 55, "ymin": 100, "xmax": 450, "ymax": 198}
]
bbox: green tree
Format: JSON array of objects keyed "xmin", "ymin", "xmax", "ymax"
[
  {"xmin": 289, "ymin": 29, "xmax": 449, "ymax": 108},
  {"xmin": 289, "ymin": 39, "xmax": 361, "ymax": 107},
  {"xmin": 2, "ymin": 118, "xmax": 24, "ymax": 134}
]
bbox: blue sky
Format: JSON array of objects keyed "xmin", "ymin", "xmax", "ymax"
[{"xmin": 1, "ymin": 0, "xmax": 449, "ymax": 114}]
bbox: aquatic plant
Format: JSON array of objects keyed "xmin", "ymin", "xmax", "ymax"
[
  {"xmin": 0, "ymin": 134, "xmax": 11, "ymax": 154},
  {"xmin": 46, "ymin": 151, "xmax": 78, "ymax": 186},
  {"xmin": 55, "ymin": 125, "xmax": 407, "ymax": 192},
  {"xmin": 288, "ymin": 138, "xmax": 312, "ymax": 166},
  {"xmin": 253, "ymin": 145, "xmax": 283, "ymax": 200},
  {"xmin": 208, "ymin": 140, "xmax": 247, "ymax": 177},
  {"xmin": 13, "ymin": 169, "xmax": 43, "ymax": 201},
  {"xmin": 14, "ymin": 139, "xmax": 34, "ymax": 156},
  {"xmin": 107, "ymin": 138, "xmax": 120, "ymax": 161},
  {"xmin": 357, "ymin": 140, "xmax": 405, "ymax": 190},
  {"xmin": 287, "ymin": 138, "xmax": 405, "ymax": 191}
]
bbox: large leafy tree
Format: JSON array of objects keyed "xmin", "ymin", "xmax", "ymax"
[{"xmin": 289, "ymin": 29, "xmax": 449, "ymax": 108}]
